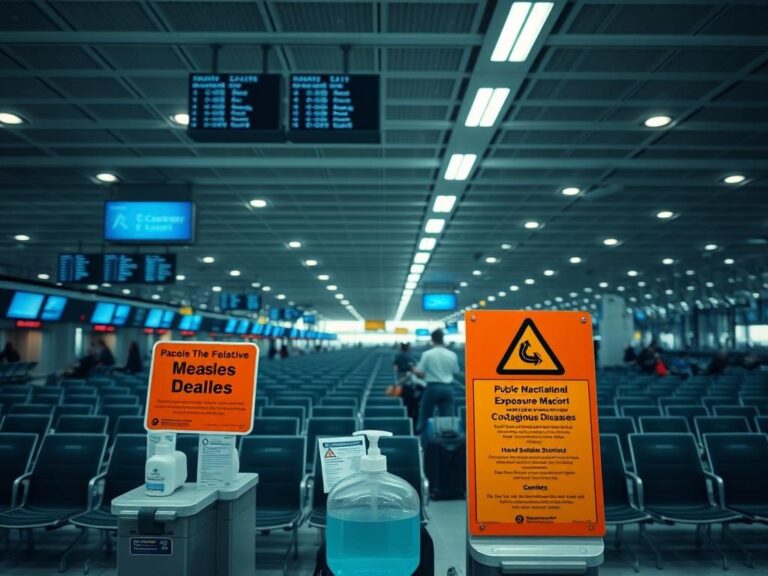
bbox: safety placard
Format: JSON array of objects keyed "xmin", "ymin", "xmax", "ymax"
[
  {"xmin": 145, "ymin": 341, "xmax": 258, "ymax": 434},
  {"xmin": 465, "ymin": 311, "xmax": 604, "ymax": 538}
]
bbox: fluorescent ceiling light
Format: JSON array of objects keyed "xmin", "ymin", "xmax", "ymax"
[
  {"xmin": 276, "ymin": 294, "xmax": 286, "ymax": 300},
  {"xmin": 170, "ymin": 113, "xmax": 189, "ymax": 126},
  {"xmin": 249, "ymin": 198, "xmax": 267, "ymax": 208},
  {"xmin": 704, "ymin": 243, "xmax": 718, "ymax": 251},
  {"xmin": 122, "ymin": 288, "xmax": 131, "ymax": 295},
  {"xmin": 407, "ymin": 273, "xmax": 420, "ymax": 283},
  {"xmin": 627, "ymin": 270, "xmax": 638, "ymax": 277},
  {"xmin": 414, "ymin": 252, "xmax": 430, "ymax": 264},
  {"xmin": 491, "ymin": 2, "xmax": 553, "ymax": 63},
  {"xmin": 317, "ymin": 274, "xmax": 330, "ymax": 281},
  {"xmin": 341, "ymin": 299, "xmax": 350, "ymax": 305},
  {"xmin": 151, "ymin": 294, "xmax": 161, "ymax": 300},
  {"xmin": 261, "ymin": 286, "xmax": 271, "ymax": 292},
  {"xmin": 212, "ymin": 286, "xmax": 222, "ymax": 292},
  {"xmin": 287, "ymin": 241, "xmax": 302, "ymax": 249},
  {"xmin": 485, "ymin": 256, "xmax": 498, "ymax": 264},
  {"xmin": 326, "ymin": 285, "xmax": 338, "ymax": 291},
  {"xmin": 304, "ymin": 259, "xmax": 318, "ymax": 267},
  {"xmin": 509, "ymin": 285, "xmax": 519, "ymax": 291},
  {"xmin": 405, "ymin": 281, "xmax": 417, "ymax": 290},
  {"xmin": 665, "ymin": 289, "xmax": 674, "ymax": 296},
  {"xmin": 251, "ymin": 282, "xmax": 261, "ymax": 288},
  {"xmin": 561, "ymin": 187, "xmax": 581, "ymax": 196},
  {"xmin": 0, "ymin": 112, "xmax": 24, "ymax": 124},
  {"xmin": 460, "ymin": 281, "xmax": 468, "ymax": 288},
  {"xmin": 14, "ymin": 234, "xmax": 30, "ymax": 241},
  {"xmin": 202, "ymin": 256, "xmax": 215, "ymax": 264},
  {"xmin": 705, "ymin": 282, "xmax": 714, "ymax": 288},
  {"xmin": 500, "ymin": 243, "xmax": 512, "ymax": 250},
  {"xmin": 656, "ymin": 210, "xmax": 676, "ymax": 220},
  {"xmin": 723, "ymin": 174, "xmax": 745, "ymax": 185},
  {"xmin": 425, "ymin": 219, "xmax": 445, "ymax": 234},
  {"xmin": 419, "ymin": 237, "xmax": 437, "ymax": 251},
  {"xmin": 433, "ymin": 195, "xmax": 457, "ymax": 213},
  {"xmin": 603, "ymin": 238, "xmax": 619, "ymax": 246},
  {"xmin": 724, "ymin": 258, "xmax": 735, "ymax": 265},
  {"xmin": 95, "ymin": 172, "xmax": 118, "ymax": 183},
  {"xmin": 524, "ymin": 278, "xmax": 535, "ymax": 285},
  {"xmin": 465, "ymin": 87, "xmax": 510, "ymax": 127},
  {"xmin": 444, "ymin": 153, "xmax": 477, "ymax": 181},
  {"xmin": 472, "ymin": 270, "xmax": 482, "ymax": 276},
  {"xmin": 644, "ymin": 115, "xmax": 672, "ymax": 128},
  {"xmin": 410, "ymin": 264, "xmax": 425, "ymax": 274},
  {"xmin": 498, "ymin": 291, "xmax": 507, "ymax": 297},
  {"xmin": 176, "ymin": 275, "xmax": 186, "ymax": 281},
  {"xmin": 488, "ymin": 296, "xmax": 496, "ymax": 302},
  {"xmin": 598, "ymin": 282, "xmax": 608, "ymax": 288},
  {"xmin": 569, "ymin": 256, "xmax": 582, "ymax": 264},
  {"xmin": 524, "ymin": 220, "xmax": 540, "ymax": 229},
  {"xmin": 686, "ymin": 270, "xmax": 695, "ymax": 276},
  {"xmin": 543, "ymin": 269, "xmax": 555, "ymax": 276},
  {"xmin": 334, "ymin": 294, "xmax": 344, "ymax": 300}
]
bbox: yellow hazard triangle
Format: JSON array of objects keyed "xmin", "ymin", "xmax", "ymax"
[
  {"xmin": 496, "ymin": 318, "xmax": 564, "ymax": 375},
  {"xmin": 324, "ymin": 447, "xmax": 337, "ymax": 458}
]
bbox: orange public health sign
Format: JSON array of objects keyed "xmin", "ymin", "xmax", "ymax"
[
  {"xmin": 465, "ymin": 311, "xmax": 605, "ymax": 538},
  {"xmin": 145, "ymin": 341, "xmax": 259, "ymax": 435}
]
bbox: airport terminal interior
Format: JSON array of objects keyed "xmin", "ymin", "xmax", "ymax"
[{"xmin": 1, "ymin": 0, "xmax": 768, "ymax": 575}]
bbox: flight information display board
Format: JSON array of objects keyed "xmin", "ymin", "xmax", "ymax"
[
  {"xmin": 59, "ymin": 253, "xmax": 176, "ymax": 284},
  {"xmin": 58, "ymin": 253, "xmax": 102, "ymax": 284},
  {"xmin": 219, "ymin": 293, "xmax": 261, "ymax": 311},
  {"xmin": 288, "ymin": 74, "xmax": 380, "ymax": 143},
  {"xmin": 188, "ymin": 73, "xmax": 282, "ymax": 141}
]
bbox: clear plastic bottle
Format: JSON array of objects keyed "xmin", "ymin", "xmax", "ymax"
[{"xmin": 326, "ymin": 430, "xmax": 420, "ymax": 576}]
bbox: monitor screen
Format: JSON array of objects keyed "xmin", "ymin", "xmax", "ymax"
[
  {"xmin": 58, "ymin": 253, "xmax": 102, "ymax": 284},
  {"xmin": 445, "ymin": 321, "xmax": 458, "ymax": 334},
  {"xmin": 415, "ymin": 328, "xmax": 430, "ymax": 337},
  {"xmin": 303, "ymin": 313, "xmax": 316, "ymax": 325},
  {"xmin": 224, "ymin": 318, "xmax": 237, "ymax": 334},
  {"xmin": 144, "ymin": 308, "xmax": 163, "ymax": 328},
  {"xmin": 130, "ymin": 307, "xmax": 147, "ymax": 327},
  {"xmin": 112, "ymin": 304, "xmax": 131, "ymax": 326},
  {"xmin": 262, "ymin": 325, "xmax": 273, "ymax": 337},
  {"xmin": 178, "ymin": 314, "xmax": 202, "ymax": 331},
  {"xmin": 104, "ymin": 201, "xmax": 195, "ymax": 243},
  {"xmin": 40, "ymin": 295, "xmax": 67, "ymax": 321},
  {"xmin": 91, "ymin": 302, "xmax": 116, "ymax": 324},
  {"xmin": 236, "ymin": 319, "xmax": 250, "ymax": 334},
  {"xmin": 7, "ymin": 292, "xmax": 45, "ymax": 320},
  {"xmin": 268, "ymin": 308, "xmax": 282, "ymax": 321},
  {"xmin": 160, "ymin": 310, "xmax": 175, "ymax": 329},
  {"xmin": 422, "ymin": 293, "xmax": 457, "ymax": 312},
  {"xmin": 252, "ymin": 323, "xmax": 264, "ymax": 335}
]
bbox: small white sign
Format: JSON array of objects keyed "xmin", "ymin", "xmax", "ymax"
[
  {"xmin": 317, "ymin": 436, "xmax": 366, "ymax": 493},
  {"xmin": 197, "ymin": 435, "xmax": 238, "ymax": 488}
]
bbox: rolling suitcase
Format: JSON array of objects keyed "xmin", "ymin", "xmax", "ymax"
[{"xmin": 423, "ymin": 435, "xmax": 466, "ymax": 500}]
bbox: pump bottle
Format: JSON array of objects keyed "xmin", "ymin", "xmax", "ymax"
[
  {"xmin": 326, "ymin": 430, "xmax": 420, "ymax": 576},
  {"xmin": 145, "ymin": 439, "xmax": 187, "ymax": 496}
]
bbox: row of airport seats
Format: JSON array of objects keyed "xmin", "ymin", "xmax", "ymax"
[{"xmin": 0, "ymin": 361, "xmax": 37, "ymax": 384}]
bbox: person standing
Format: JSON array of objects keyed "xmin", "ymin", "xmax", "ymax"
[
  {"xmin": 413, "ymin": 329, "xmax": 459, "ymax": 437},
  {"xmin": 393, "ymin": 343, "xmax": 422, "ymax": 425},
  {"xmin": 0, "ymin": 342, "xmax": 21, "ymax": 363}
]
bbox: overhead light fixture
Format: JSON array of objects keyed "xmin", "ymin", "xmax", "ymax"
[
  {"xmin": 569, "ymin": 256, "xmax": 582, "ymax": 264},
  {"xmin": 705, "ymin": 282, "xmax": 714, "ymax": 288},
  {"xmin": 405, "ymin": 281, "xmax": 417, "ymax": 290},
  {"xmin": 170, "ymin": 113, "xmax": 189, "ymax": 126},
  {"xmin": 524, "ymin": 220, "xmax": 540, "ymax": 229},
  {"xmin": 644, "ymin": 115, "xmax": 672, "ymax": 128},
  {"xmin": 249, "ymin": 198, "xmax": 268, "ymax": 208},
  {"xmin": 627, "ymin": 270, "xmax": 638, "ymax": 277},
  {"xmin": 304, "ymin": 259, "xmax": 318, "ymax": 267},
  {"xmin": 211, "ymin": 286, "xmax": 222, "ymax": 292},
  {"xmin": 410, "ymin": 264, "xmax": 425, "ymax": 274},
  {"xmin": 425, "ymin": 219, "xmax": 446, "ymax": 234},
  {"xmin": 656, "ymin": 210, "xmax": 676, "ymax": 220},
  {"xmin": 413, "ymin": 252, "xmax": 430, "ymax": 264},
  {"xmin": 176, "ymin": 274, "xmax": 186, "ymax": 281},
  {"xmin": 569, "ymin": 292, "xmax": 578, "ymax": 298},
  {"xmin": 341, "ymin": 299, "xmax": 350, "ymax": 305},
  {"xmin": 444, "ymin": 153, "xmax": 477, "ymax": 181},
  {"xmin": 261, "ymin": 286, "xmax": 271, "ymax": 292},
  {"xmin": 121, "ymin": 288, "xmax": 131, "ymax": 295},
  {"xmin": 14, "ymin": 234, "xmax": 30, "ymax": 242},
  {"xmin": 276, "ymin": 294, "xmax": 286, "ymax": 300},
  {"xmin": 561, "ymin": 187, "xmax": 581, "ymax": 197},
  {"xmin": 465, "ymin": 87, "xmax": 510, "ymax": 127},
  {"xmin": 317, "ymin": 274, "xmax": 330, "ymax": 281},
  {"xmin": 334, "ymin": 294, "xmax": 344, "ymax": 300},
  {"xmin": 202, "ymin": 256, "xmax": 215, "ymax": 264},
  {"xmin": 685, "ymin": 269, "xmax": 695, "ymax": 276},
  {"xmin": 287, "ymin": 241, "xmax": 302, "ymax": 249},
  {"xmin": 723, "ymin": 174, "xmax": 746, "ymax": 185},
  {"xmin": 87, "ymin": 284, "xmax": 99, "ymax": 290},
  {"xmin": 0, "ymin": 112, "xmax": 24, "ymax": 125},
  {"xmin": 500, "ymin": 243, "xmax": 512, "ymax": 250},
  {"xmin": 326, "ymin": 285, "xmax": 338, "ymax": 291},
  {"xmin": 491, "ymin": 2, "xmax": 554, "ymax": 63},
  {"xmin": 460, "ymin": 281, "xmax": 469, "ymax": 288},
  {"xmin": 95, "ymin": 172, "xmax": 119, "ymax": 183},
  {"xmin": 637, "ymin": 281, "xmax": 646, "ymax": 288},
  {"xmin": 543, "ymin": 269, "xmax": 555, "ymax": 277},
  {"xmin": 472, "ymin": 270, "xmax": 482, "ymax": 276},
  {"xmin": 724, "ymin": 258, "xmax": 735, "ymax": 265},
  {"xmin": 524, "ymin": 278, "xmax": 535, "ymax": 285},
  {"xmin": 603, "ymin": 238, "xmax": 619, "ymax": 246},
  {"xmin": 485, "ymin": 256, "xmax": 498, "ymax": 264},
  {"xmin": 498, "ymin": 291, "xmax": 507, "ymax": 297},
  {"xmin": 37, "ymin": 273, "xmax": 50, "ymax": 280},
  {"xmin": 488, "ymin": 295, "xmax": 497, "ymax": 302},
  {"xmin": 229, "ymin": 270, "xmax": 241, "ymax": 277},
  {"xmin": 419, "ymin": 237, "xmax": 437, "ymax": 251},
  {"xmin": 432, "ymin": 195, "xmax": 457, "ymax": 213},
  {"xmin": 509, "ymin": 285, "xmax": 520, "ymax": 291},
  {"xmin": 704, "ymin": 243, "xmax": 718, "ymax": 251},
  {"xmin": 616, "ymin": 286, "xmax": 625, "ymax": 292},
  {"xmin": 407, "ymin": 273, "xmax": 421, "ymax": 283},
  {"xmin": 662, "ymin": 258, "xmax": 675, "ymax": 265},
  {"xmin": 598, "ymin": 282, "xmax": 609, "ymax": 288},
  {"xmin": 665, "ymin": 289, "xmax": 674, "ymax": 296},
  {"xmin": 151, "ymin": 294, "xmax": 161, "ymax": 300},
  {"xmin": 251, "ymin": 282, "xmax": 261, "ymax": 288}
]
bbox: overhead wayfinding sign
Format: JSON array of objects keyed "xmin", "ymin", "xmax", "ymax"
[
  {"xmin": 465, "ymin": 311, "xmax": 604, "ymax": 538},
  {"xmin": 145, "ymin": 341, "xmax": 259, "ymax": 435}
]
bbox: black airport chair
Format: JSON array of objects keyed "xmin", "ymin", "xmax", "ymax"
[
  {"xmin": 0, "ymin": 433, "xmax": 38, "ymax": 512},
  {"xmin": 639, "ymin": 416, "xmax": 690, "ymax": 434},
  {"xmin": 693, "ymin": 416, "xmax": 751, "ymax": 443},
  {"xmin": 365, "ymin": 397, "xmax": 404, "ymax": 407},
  {"xmin": 665, "ymin": 405, "xmax": 708, "ymax": 435},
  {"xmin": 311, "ymin": 406, "xmax": 356, "ymax": 418},
  {"xmin": 54, "ymin": 415, "xmax": 109, "ymax": 435},
  {"xmin": 53, "ymin": 404, "xmax": 94, "ymax": 420},
  {"xmin": 9, "ymin": 403, "xmax": 55, "ymax": 416},
  {"xmin": 364, "ymin": 406, "xmax": 408, "ymax": 419},
  {"xmin": 621, "ymin": 405, "xmax": 661, "ymax": 421},
  {"xmin": 261, "ymin": 406, "xmax": 307, "ymax": 432},
  {"xmin": 0, "ymin": 415, "xmax": 52, "ymax": 454},
  {"xmin": 712, "ymin": 406, "xmax": 759, "ymax": 430},
  {"xmin": 598, "ymin": 405, "xmax": 617, "ymax": 418},
  {"xmin": 114, "ymin": 416, "xmax": 146, "ymax": 436},
  {"xmin": 380, "ymin": 436, "xmax": 429, "ymax": 521},
  {"xmin": 249, "ymin": 417, "xmax": 300, "ymax": 436},
  {"xmin": 100, "ymin": 405, "xmax": 142, "ymax": 436},
  {"xmin": 598, "ymin": 417, "xmax": 636, "ymax": 466},
  {"xmin": 362, "ymin": 417, "xmax": 413, "ymax": 436},
  {"xmin": 305, "ymin": 418, "xmax": 357, "ymax": 471},
  {"xmin": 740, "ymin": 396, "xmax": 768, "ymax": 414},
  {"xmin": 273, "ymin": 396, "xmax": 313, "ymax": 416},
  {"xmin": 756, "ymin": 417, "xmax": 768, "ymax": 434},
  {"xmin": 321, "ymin": 396, "xmax": 359, "ymax": 410}
]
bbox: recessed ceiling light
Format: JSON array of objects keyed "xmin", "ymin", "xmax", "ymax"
[
  {"xmin": 334, "ymin": 294, "xmax": 344, "ymax": 300},
  {"xmin": 405, "ymin": 281, "xmax": 418, "ymax": 290},
  {"xmin": 656, "ymin": 210, "xmax": 676, "ymax": 220},
  {"xmin": 662, "ymin": 258, "xmax": 675, "ymax": 265},
  {"xmin": 410, "ymin": 264, "xmax": 425, "ymax": 274},
  {"xmin": 287, "ymin": 241, "xmax": 302, "ymax": 249},
  {"xmin": 249, "ymin": 198, "xmax": 268, "ymax": 208},
  {"xmin": 414, "ymin": 252, "xmax": 430, "ymax": 264},
  {"xmin": 637, "ymin": 281, "xmax": 646, "ymax": 288},
  {"xmin": 500, "ymin": 243, "xmax": 512, "ymax": 250},
  {"xmin": 433, "ymin": 195, "xmax": 457, "ymax": 213},
  {"xmin": 685, "ymin": 269, "xmax": 695, "ymax": 276},
  {"xmin": 724, "ymin": 258, "xmax": 735, "ymax": 265},
  {"xmin": 0, "ymin": 112, "xmax": 24, "ymax": 125},
  {"xmin": 617, "ymin": 286, "xmax": 625, "ymax": 292},
  {"xmin": 569, "ymin": 292, "xmax": 578, "ymax": 298},
  {"xmin": 460, "ymin": 281, "xmax": 468, "ymax": 288},
  {"xmin": 87, "ymin": 284, "xmax": 99, "ymax": 290},
  {"xmin": 644, "ymin": 115, "xmax": 672, "ymax": 128},
  {"xmin": 704, "ymin": 243, "xmax": 718, "ymax": 251},
  {"xmin": 723, "ymin": 174, "xmax": 746, "ymax": 185},
  {"xmin": 251, "ymin": 282, "xmax": 261, "ymax": 288},
  {"xmin": 14, "ymin": 234, "xmax": 30, "ymax": 242},
  {"xmin": 603, "ymin": 238, "xmax": 619, "ymax": 246},
  {"xmin": 176, "ymin": 274, "xmax": 186, "ymax": 281},
  {"xmin": 561, "ymin": 187, "xmax": 581, "ymax": 197},
  {"xmin": 498, "ymin": 291, "xmax": 507, "ymax": 297},
  {"xmin": 425, "ymin": 218, "xmax": 446, "ymax": 234},
  {"xmin": 37, "ymin": 273, "xmax": 50, "ymax": 280},
  {"xmin": 211, "ymin": 286, "xmax": 222, "ymax": 292},
  {"xmin": 488, "ymin": 295, "xmax": 496, "ymax": 302},
  {"xmin": 304, "ymin": 259, "xmax": 318, "ymax": 267},
  {"xmin": 569, "ymin": 256, "xmax": 582, "ymax": 264},
  {"xmin": 261, "ymin": 286, "xmax": 271, "ymax": 292},
  {"xmin": 407, "ymin": 273, "xmax": 421, "ymax": 283},
  {"xmin": 341, "ymin": 299, "xmax": 350, "ymax": 305},
  {"xmin": 491, "ymin": 2, "xmax": 554, "ymax": 62},
  {"xmin": 103, "ymin": 282, "xmax": 113, "ymax": 288},
  {"xmin": 95, "ymin": 172, "xmax": 119, "ymax": 183},
  {"xmin": 686, "ymin": 285, "xmax": 695, "ymax": 292},
  {"xmin": 665, "ymin": 289, "xmax": 674, "ymax": 296},
  {"xmin": 229, "ymin": 270, "xmax": 241, "ymax": 277},
  {"xmin": 543, "ymin": 269, "xmax": 555, "ymax": 277},
  {"xmin": 465, "ymin": 87, "xmax": 510, "ymax": 127},
  {"xmin": 317, "ymin": 274, "xmax": 330, "ymax": 281},
  {"xmin": 122, "ymin": 288, "xmax": 131, "ymax": 295},
  {"xmin": 584, "ymin": 287, "xmax": 593, "ymax": 293},
  {"xmin": 202, "ymin": 256, "xmax": 215, "ymax": 264},
  {"xmin": 472, "ymin": 270, "xmax": 482, "ymax": 276},
  {"xmin": 170, "ymin": 113, "xmax": 189, "ymax": 126},
  {"xmin": 326, "ymin": 285, "xmax": 338, "ymax": 291},
  {"xmin": 419, "ymin": 237, "xmax": 437, "ymax": 251},
  {"xmin": 151, "ymin": 294, "xmax": 161, "ymax": 300},
  {"xmin": 598, "ymin": 282, "xmax": 609, "ymax": 288},
  {"xmin": 509, "ymin": 285, "xmax": 520, "ymax": 291},
  {"xmin": 485, "ymin": 256, "xmax": 498, "ymax": 264},
  {"xmin": 524, "ymin": 220, "xmax": 540, "ymax": 229},
  {"xmin": 524, "ymin": 278, "xmax": 535, "ymax": 285},
  {"xmin": 276, "ymin": 294, "xmax": 286, "ymax": 300},
  {"xmin": 444, "ymin": 153, "xmax": 477, "ymax": 181},
  {"xmin": 705, "ymin": 281, "xmax": 714, "ymax": 288},
  {"xmin": 627, "ymin": 270, "xmax": 638, "ymax": 277}
]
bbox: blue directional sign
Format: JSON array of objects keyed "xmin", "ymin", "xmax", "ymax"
[{"xmin": 104, "ymin": 201, "xmax": 194, "ymax": 243}]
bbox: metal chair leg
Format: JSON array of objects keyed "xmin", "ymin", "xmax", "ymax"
[
  {"xmin": 639, "ymin": 524, "xmax": 663, "ymax": 570},
  {"xmin": 292, "ymin": 524, "xmax": 299, "ymax": 559},
  {"xmin": 699, "ymin": 523, "xmax": 729, "ymax": 571},
  {"xmin": 614, "ymin": 525, "xmax": 639, "ymax": 572},
  {"xmin": 722, "ymin": 524, "xmax": 753, "ymax": 569},
  {"xmin": 59, "ymin": 527, "xmax": 88, "ymax": 573}
]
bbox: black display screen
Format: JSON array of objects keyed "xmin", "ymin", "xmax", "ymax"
[
  {"xmin": 219, "ymin": 293, "xmax": 261, "ymax": 311},
  {"xmin": 288, "ymin": 74, "xmax": 380, "ymax": 143},
  {"xmin": 59, "ymin": 253, "xmax": 175, "ymax": 284},
  {"xmin": 188, "ymin": 73, "xmax": 281, "ymax": 141},
  {"xmin": 58, "ymin": 253, "xmax": 102, "ymax": 284}
]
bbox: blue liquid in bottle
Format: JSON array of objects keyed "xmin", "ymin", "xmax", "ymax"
[{"xmin": 327, "ymin": 511, "xmax": 420, "ymax": 576}]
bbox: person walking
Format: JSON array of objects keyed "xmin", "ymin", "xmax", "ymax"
[{"xmin": 413, "ymin": 329, "xmax": 459, "ymax": 438}]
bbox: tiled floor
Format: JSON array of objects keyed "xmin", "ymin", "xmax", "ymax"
[{"xmin": 1, "ymin": 500, "xmax": 766, "ymax": 575}]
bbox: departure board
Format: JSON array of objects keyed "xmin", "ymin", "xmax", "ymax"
[
  {"xmin": 143, "ymin": 254, "xmax": 176, "ymax": 283},
  {"xmin": 188, "ymin": 73, "xmax": 282, "ymax": 141},
  {"xmin": 288, "ymin": 74, "xmax": 380, "ymax": 143},
  {"xmin": 103, "ymin": 254, "xmax": 140, "ymax": 283},
  {"xmin": 58, "ymin": 253, "xmax": 102, "ymax": 284},
  {"xmin": 219, "ymin": 293, "xmax": 261, "ymax": 311}
]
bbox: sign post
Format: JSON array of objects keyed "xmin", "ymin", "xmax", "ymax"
[{"xmin": 465, "ymin": 311, "xmax": 604, "ymax": 575}]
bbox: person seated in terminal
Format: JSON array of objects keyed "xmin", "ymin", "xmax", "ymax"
[
  {"xmin": 64, "ymin": 343, "xmax": 99, "ymax": 379},
  {"xmin": 98, "ymin": 339, "xmax": 116, "ymax": 367},
  {"xmin": 669, "ymin": 353, "xmax": 693, "ymax": 378},
  {"xmin": 623, "ymin": 344, "xmax": 637, "ymax": 364},
  {"xmin": 637, "ymin": 343, "xmax": 657, "ymax": 374},
  {"xmin": 0, "ymin": 341, "xmax": 21, "ymax": 363},
  {"xmin": 124, "ymin": 341, "xmax": 143, "ymax": 374},
  {"xmin": 706, "ymin": 351, "xmax": 729, "ymax": 375},
  {"xmin": 279, "ymin": 341, "xmax": 290, "ymax": 359}
]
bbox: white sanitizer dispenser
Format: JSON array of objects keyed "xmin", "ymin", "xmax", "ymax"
[{"xmin": 145, "ymin": 439, "xmax": 187, "ymax": 496}]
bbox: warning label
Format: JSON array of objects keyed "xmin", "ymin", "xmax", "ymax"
[{"xmin": 497, "ymin": 318, "xmax": 564, "ymax": 375}]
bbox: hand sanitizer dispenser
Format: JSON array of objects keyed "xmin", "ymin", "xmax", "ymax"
[
  {"xmin": 145, "ymin": 439, "xmax": 187, "ymax": 496},
  {"xmin": 326, "ymin": 430, "xmax": 420, "ymax": 576}
]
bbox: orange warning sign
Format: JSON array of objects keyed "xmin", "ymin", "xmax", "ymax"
[
  {"xmin": 465, "ymin": 311, "xmax": 604, "ymax": 538},
  {"xmin": 145, "ymin": 341, "xmax": 259, "ymax": 435}
]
